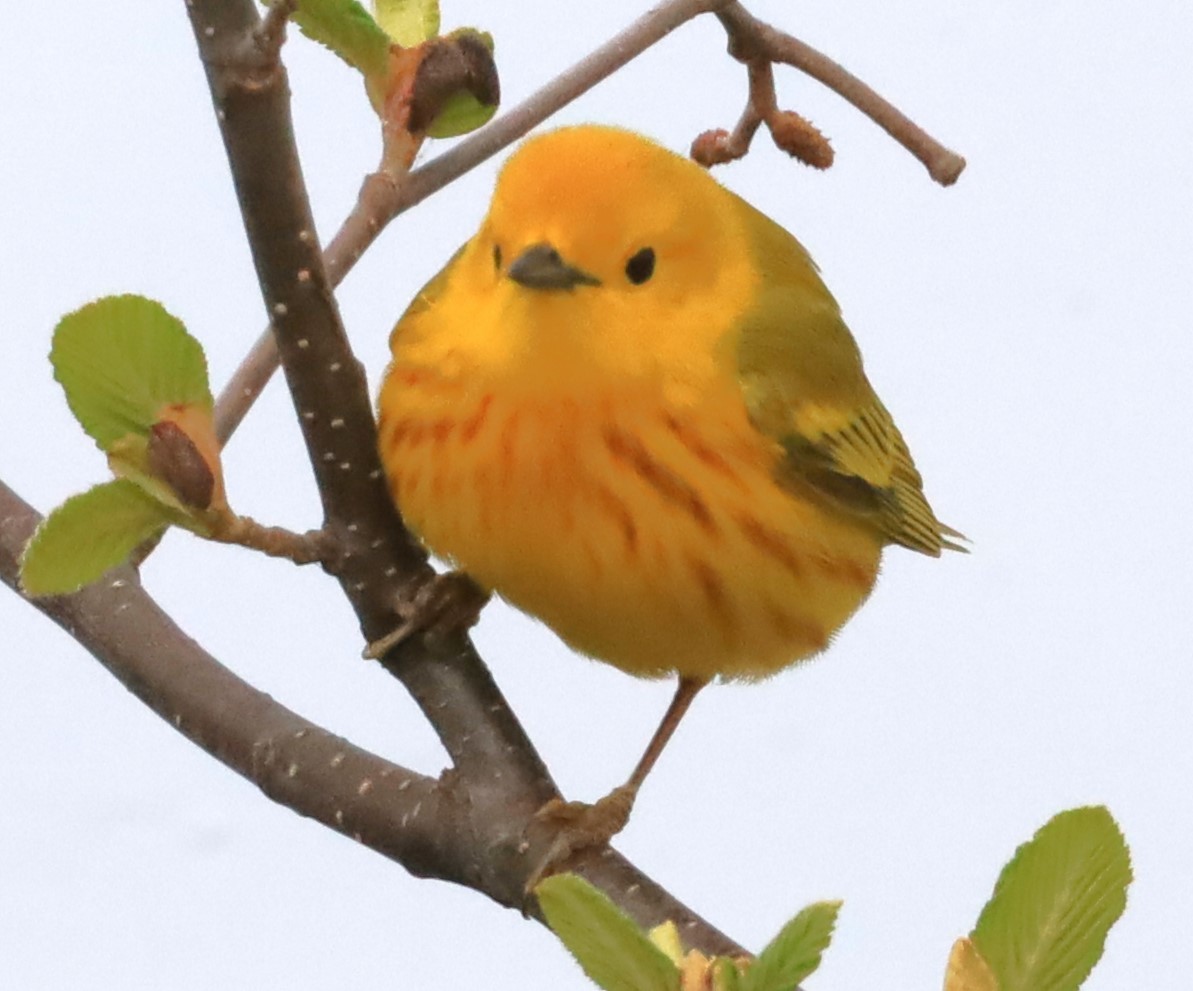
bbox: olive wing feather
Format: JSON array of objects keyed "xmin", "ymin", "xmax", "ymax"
[{"xmin": 734, "ymin": 221, "xmax": 962, "ymax": 556}]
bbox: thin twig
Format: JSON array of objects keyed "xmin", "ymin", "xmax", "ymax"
[
  {"xmin": 214, "ymin": 0, "xmax": 963, "ymax": 440},
  {"xmin": 206, "ymin": 511, "xmax": 331, "ymax": 565},
  {"xmin": 691, "ymin": 59, "xmax": 770, "ymax": 164},
  {"xmin": 692, "ymin": 56, "xmax": 835, "ymax": 170},
  {"xmin": 252, "ymin": 0, "xmax": 295, "ymax": 59},
  {"xmin": 214, "ymin": 327, "xmax": 279, "ymax": 443},
  {"xmin": 716, "ymin": 2, "xmax": 966, "ymax": 184},
  {"xmin": 393, "ymin": 0, "xmax": 728, "ymax": 210}
]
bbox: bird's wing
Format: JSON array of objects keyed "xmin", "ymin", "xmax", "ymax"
[
  {"xmin": 775, "ymin": 388, "xmax": 965, "ymax": 556},
  {"xmin": 736, "ymin": 270, "xmax": 963, "ymax": 557}
]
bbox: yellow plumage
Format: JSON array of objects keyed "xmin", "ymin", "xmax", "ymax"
[{"xmin": 378, "ymin": 125, "xmax": 957, "ymax": 686}]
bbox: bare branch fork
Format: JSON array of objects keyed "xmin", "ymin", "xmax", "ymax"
[
  {"xmin": 2, "ymin": 0, "xmax": 968, "ymax": 970},
  {"xmin": 0, "ymin": 481, "xmax": 737, "ymax": 950}
]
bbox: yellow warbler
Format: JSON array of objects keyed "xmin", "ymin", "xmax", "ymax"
[{"xmin": 378, "ymin": 125, "xmax": 961, "ymax": 854}]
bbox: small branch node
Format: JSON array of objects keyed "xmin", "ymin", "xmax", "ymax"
[{"xmin": 254, "ymin": 0, "xmax": 296, "ymax": 62}]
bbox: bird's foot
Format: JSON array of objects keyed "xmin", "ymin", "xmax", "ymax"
[
  {"xmin": 523, "ymin": 783, "xmax": 639, "ymax": 897},
  {"xmin": 363, "ymin": 570, "xmax": 490, "ymax": 659}
]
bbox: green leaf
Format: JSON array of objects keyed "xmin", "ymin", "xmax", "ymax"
[
  {"xmin": 19, "ymin": 480, "xmax": 173, "ymax": 596},
  {"xmin": 267, "ymin": 0, "xmax": 390, "ymax": 79},
  {"xmin": 373, "ymin": 0, "xmax": 439, "ymax": 46},
  {"xmin": 425, "ymin": 89, "xmax": 497, "ymax": 138},
  {"xmin": 743, "ymin": 901, "xmax": 841, "ymax": 991},
  {"xmin": 52, "ymin": 295, "xmax": 212, "ymax": 451},
  {"xmin": 971, "ymin": 806, "xmax": 1131, "ymax": 991},
  {"xmin": 715, "ymin": 958, "xmax": 745, "ymax": 991},
  {"xmin": 537, "ymin": 874, "xmax": 679, "ymax": 991}
]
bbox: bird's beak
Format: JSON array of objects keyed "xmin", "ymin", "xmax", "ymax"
[{"xmin": 507, "ymin": 243, "xmax": 601, "ymax": 291}]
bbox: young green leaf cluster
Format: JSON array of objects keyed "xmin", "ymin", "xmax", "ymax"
[
  {"xmin": 21, "ymin": 295, "xmax": 326, "ymax": 597},
  {"xmin": 21, "ymin": 296, "xmax": 220, "ymax": 596},
  {"xmin": 263, "ymin": 0, "xmax": 498, "ymax": 150},
  {"xmin": 538, "ymin": 874, "xmax": 837, "ymax": 991},
  {"xmin": 538, "ymin": 806, "xmax": 1130, "ymax": 991}
]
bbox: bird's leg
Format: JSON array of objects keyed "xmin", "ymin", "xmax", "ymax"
[
  {"xmin": 621, "ymin": 674, "xmax": 708, "ymax": 798},
  {"xmin": 525, "ymin": 676, "xmax": 708, "ymax": 893}
]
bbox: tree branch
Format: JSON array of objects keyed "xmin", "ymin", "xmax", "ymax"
[
  {"xmin": 0, "ymin": 479, "xmax": 742, "ymax": 953},
  {"xmin": 0, "ymin": 480, "xmax": 451, "ymax": 876},
  {"xmin": 169, "ymin": 0, "xmax": 749, "ymax": 954},
  {"xmin": 10, "ymin": 0, "xmax": 969, "ymax": 970},
  {"xmin": 187, "ymin": 0, "xmax": 552, "ymax": 814}
]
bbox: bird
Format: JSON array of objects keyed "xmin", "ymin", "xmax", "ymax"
[{"xmin": 376, "ymin": 124, "xmax": 962, "ymax": 874}]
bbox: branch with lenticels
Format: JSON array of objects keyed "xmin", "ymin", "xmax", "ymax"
[
  {"xmin": 0, "ymin": 480, "xmax": 739, "ymax": 952},
  {"xmin": 191, "ymin": 0, "xmax": 962, "ymax": 957},
  {"xmin": 4, "ymin": 0, "xmax": 967, "ymax": 969},
  {"xmin": 1, "ymin": 0, "xmax": 747, "ymax": 959},
  {"xmin": 2, "ymin": 0, "xmax": 747, "ymax": 958}
]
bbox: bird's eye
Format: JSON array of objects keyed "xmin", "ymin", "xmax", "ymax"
[
  {"xmin": 493, "ymin": 244, "xmax": 503, "ymax": 270},
  {"xmin": 625, "ymin": 247, "xmax": 655, "ymax": 285}
]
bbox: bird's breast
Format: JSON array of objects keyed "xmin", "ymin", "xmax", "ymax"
[{"xmin": 377, "ymin": 365, "xmax": 882, "ymax": 681}]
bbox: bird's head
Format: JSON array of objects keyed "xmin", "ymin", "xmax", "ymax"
[{"xmin": 449, "ymin": 125, "xmax": 760, "ymax": 392}]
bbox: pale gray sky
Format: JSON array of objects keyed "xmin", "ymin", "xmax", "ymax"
[{"xmin": 3, "ymin": 1, "xmax": 1190, "ymax": 988}]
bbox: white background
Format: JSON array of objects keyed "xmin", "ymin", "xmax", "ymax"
[{"xmin": 2, "ymin": 1, "xmax": 1190, "ymax": 988}]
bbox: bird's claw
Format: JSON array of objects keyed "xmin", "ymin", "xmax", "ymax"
[
  {"xmin": 523, "ymin": 784, "xmax": 639, "ymax": 900},
  {"xmin": 363, "ymin": 570, "xmax": 489, "ymax": 659}
]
